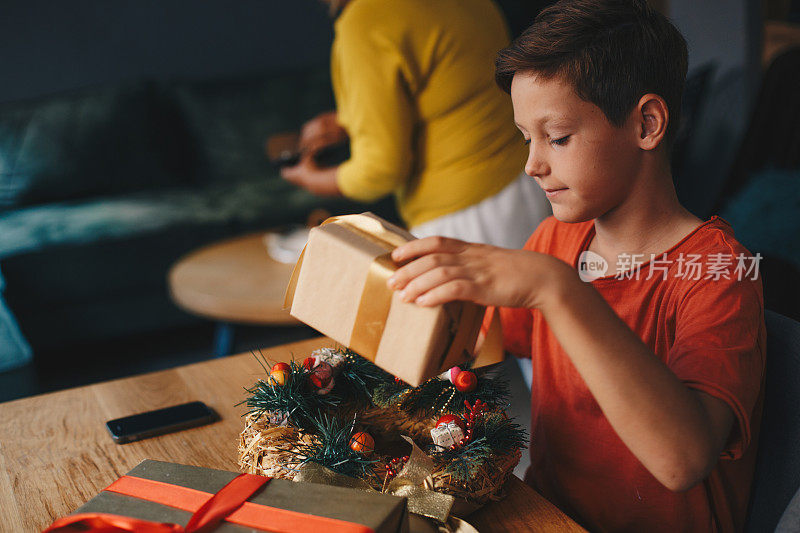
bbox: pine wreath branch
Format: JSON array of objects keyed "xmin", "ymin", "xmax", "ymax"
[
  {"xmin": 238, "ymin": 353, "xmax": 338, "ymax": 431},
  {"xmin": 287, "ymin": 414, "xmax": 379, "ymax": 481}
]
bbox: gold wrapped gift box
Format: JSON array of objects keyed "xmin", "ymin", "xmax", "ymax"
[{"xmin": 285, "ymin": 213, "xmax": 496, "ymax": 386}]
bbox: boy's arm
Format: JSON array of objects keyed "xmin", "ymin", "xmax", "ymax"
[
  {"xmin": 538, "ymin": 273, "xmax": 734, "ymax": 491},
  {"xmin": 390, "ymin": 236, "xmax": 734, "ymax": 492}
]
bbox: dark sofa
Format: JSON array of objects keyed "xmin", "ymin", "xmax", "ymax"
[{"xmin": 0, "ymin": 68, "xmax": 394, "ymax": 366}]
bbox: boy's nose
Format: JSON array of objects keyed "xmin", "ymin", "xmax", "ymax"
[{"xmin": 524, "ymin": 142, "xmax": 549, "ymax": 178}]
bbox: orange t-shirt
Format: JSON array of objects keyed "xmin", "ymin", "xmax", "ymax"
[{"xmin": 490, "ymin": 216, "xmax": 766, "ymax": 532}]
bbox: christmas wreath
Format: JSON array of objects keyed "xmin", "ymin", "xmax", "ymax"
[{"xmin": 237, "ymin": 347, "xmax": 527, "ymax": 514}]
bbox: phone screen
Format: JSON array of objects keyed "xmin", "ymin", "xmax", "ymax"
[{"xmin": 106, "ymin": 401, "xmax": 218, "ymax": 444}]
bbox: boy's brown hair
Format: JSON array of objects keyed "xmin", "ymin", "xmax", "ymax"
[{"xmin": 496, "ymin": 0, "xmax": 688, "ymax": 143}]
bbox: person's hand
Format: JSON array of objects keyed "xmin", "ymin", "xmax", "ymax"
[
  {"xmin": 298, "ymin": 111, "xmax": 347, "ymax": 154},
  {"xmin": 280, "ymin": 155, "xmax": 342, "ymax": 196},
  {"xmin": 387, "ymin": 236, "xmax": 574, "ymax": 309},
  {"xmin": 282, "ymin": 111, "xmax": 347, "ymax": 196}
]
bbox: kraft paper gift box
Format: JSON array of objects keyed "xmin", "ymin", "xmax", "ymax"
[
  {"xmin": 284, "ymin": 212, "xmax": 500, "ymax": 387},
  {"xmin": 45, "ymin": 459, "xmax": 409, "ymax": 533}
]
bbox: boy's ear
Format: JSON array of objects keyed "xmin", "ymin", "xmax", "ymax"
[{"xmin": 635, "ymin": 94, "xmax": 669, "ymax": 151}]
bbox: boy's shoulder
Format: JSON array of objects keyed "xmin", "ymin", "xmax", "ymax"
[
  {"xmin": 659, "ymin": 216, "xmax": 760, "ymax": 283},
  {"xmin": 679, "ymin": 216, "xmax": 754, "ymax": 257},
  {"xmin": 523, "ymin": 215, "xmax": 755, "ymax": 259},
  {"xmin": 668, "ymin": 217, "xmax": 764, "ymax": 302}
]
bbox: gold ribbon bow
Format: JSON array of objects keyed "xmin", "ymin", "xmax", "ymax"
[
  {"xmin": 386, "ymin": 436, "xmax": 456, "ymax": 522},
  {"xmin": 294, "ymin": 436, "xmax": 453, "ymax": 524}
]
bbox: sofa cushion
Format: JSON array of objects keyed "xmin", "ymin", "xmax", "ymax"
[
  {"xmin": 0, "ymin": 267, "xmax": 31, "ymax": 371},
  {"xmin": 0, "ymin": 179, "xmax": 396, "ymax": 349},
  {"xmin": 169, "ymin": 68, "xmax": 335, "ymax": 185},
  {"xmin": 0, "ymin": 83, "xmax": 187, "ymax": 209},
  {"xmin": 0, "ymin": 178, "xmax": 390, "ymax": 264},
  {"xmin": 722, "ymin": 168, "xmax": 800, "ymax": 270}
]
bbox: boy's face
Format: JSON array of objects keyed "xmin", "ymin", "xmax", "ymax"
[{"xmin": 510, "ymin": 73, "xmax": 642, "ymax": 223}]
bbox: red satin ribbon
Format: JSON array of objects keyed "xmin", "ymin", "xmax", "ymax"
[{"xmin": 43, "ymin": 473, "xmax": 375, "ymax": 533}]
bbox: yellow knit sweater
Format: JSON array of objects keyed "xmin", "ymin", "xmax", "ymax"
[{"xmin": 332, "ymin": 0, "xmax": 527, "ymax": 228}]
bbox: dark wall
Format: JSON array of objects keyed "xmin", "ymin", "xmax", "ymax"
[
  {"xmin": 668, "ymin": 0, "xmax": 764, "ymax": 217},
  {"xmin": 0, "ymin": 0, "xmax": 334, "ymax": 103},
  {"xmin": 498, "ymin": 0, "xmax": 553, "ymax": 39},
  {"xmin": 0, "ymin": 0, "xmax": 547, "ymax": 105}
]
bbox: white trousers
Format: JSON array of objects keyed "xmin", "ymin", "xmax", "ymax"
[{"xmin": 410, "ymin": 172, "xmax": 550, "ymax": 248}]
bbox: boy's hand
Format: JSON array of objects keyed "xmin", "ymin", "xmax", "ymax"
[{"xmin": 388, "ymin": 236, "xmax": 572, "ymax": 309}]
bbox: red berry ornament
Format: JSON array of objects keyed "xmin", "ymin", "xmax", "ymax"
[
  {"xmin": 349, "ymin": 431, "xmax": 375, "ymax": 454},
  {"xmin": 448, "ymin": 366, "xmax": 462, "ymax": 384},
  {"xmin": 271, "ymin": 362, "xmax": 291, "ymax": 373},
  {"xmin": 308, "ymin": 361, "xmax": 333, "ymax": 389},
  {"xmin": 302, "ymin": 357, "xmax": 317, "ymax": 371},
  {"xmin": 268, "ymin": 369, "xmax": 288, "ymax": 386},
  {"xmin": 436, "ymin": 414, "xmax": 465, "ymax": 432},
  {"xmin": 453, "ymin": 370, "xmax": 477, "ymax": 392}
]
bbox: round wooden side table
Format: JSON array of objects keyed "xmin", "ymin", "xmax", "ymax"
[{"xmin": 168, "ymin": 233, "xmax": 299, "ymax": 356}]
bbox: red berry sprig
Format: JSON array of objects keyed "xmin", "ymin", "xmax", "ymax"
[
  {"xmin": 464, "ymin": 399, "xmax": 488, "ymax": 447},
  {"xmin": 446, "ymin": 399, "xmax": 488, "ymax": 451},
  {"xmin": 384, "ymin": 455, "xmax": 410, "ymax": 478}
]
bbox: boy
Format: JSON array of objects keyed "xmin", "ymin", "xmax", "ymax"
[{"xmin": 387, "ymin": 1, "xmax": 766, "ymax": 531}]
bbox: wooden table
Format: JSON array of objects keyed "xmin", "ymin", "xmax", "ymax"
[
  {"xmin": 168, "ymin": 232, "xmax": 300, "ymax": 355},
  {"xmin": 0, "ymin": 337, "xmax": 584, "ymax": 532}
]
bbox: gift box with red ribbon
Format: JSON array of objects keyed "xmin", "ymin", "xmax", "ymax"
[{"xmin": 43, "ymin": 459, "xmax": 409, "ymax": 533}]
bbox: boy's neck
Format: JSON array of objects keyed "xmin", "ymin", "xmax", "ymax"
[{"xmin": 591, "ymin": 161, "xmax": 701, "ymax": 261}]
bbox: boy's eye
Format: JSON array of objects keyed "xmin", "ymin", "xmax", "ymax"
[
  {"xmin": 550, "ymin": 135, "xmax": 571, "ymax": 146},
  {"xmin": 523, "ymin": 138, "xmax": 531, "ymax": 146}
]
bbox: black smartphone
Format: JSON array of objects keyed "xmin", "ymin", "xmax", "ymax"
[
  {"xmin": 105, "ymin": 401, "xmax": 219, "ymax": 444},
  {"xmin": 311, "ymin": 140, "xmax": 350, "ymax": 168},
  {"xmin": 270, "ymin": 140, "xmax": 351, "ymax": 169}
]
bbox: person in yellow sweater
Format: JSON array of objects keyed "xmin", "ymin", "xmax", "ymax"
[{"xmin": 281, "ymin": 0, "xmax": 549, "ymax": 247}]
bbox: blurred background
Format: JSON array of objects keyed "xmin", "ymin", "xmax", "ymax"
[{"xmin": 0, "ymin": 0, "xmax": 798, "ymax": 408}]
